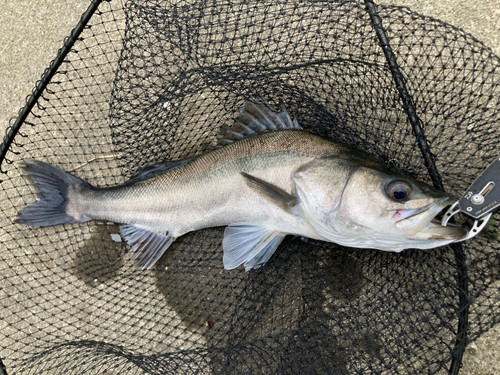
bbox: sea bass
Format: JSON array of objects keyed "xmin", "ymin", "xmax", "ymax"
[{"xmin": 17, "ymin": 102, "xmax": 467, "ymax": 271}]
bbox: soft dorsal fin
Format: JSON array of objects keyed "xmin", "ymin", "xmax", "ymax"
[
  {"xmin": 216, "ymin": 101, "xmax": 302, "ymax": 148},
  {"xmin": 127, "ymin": 158, "xmax": 192, "ymax": 184}
]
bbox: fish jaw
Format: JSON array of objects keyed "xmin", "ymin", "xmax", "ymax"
[{"xmin": 394, "ymin": 197, "xmax": 467, "ymax": 240}]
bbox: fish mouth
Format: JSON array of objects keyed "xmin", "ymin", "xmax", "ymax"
[{"xmin": 393, "ymin": 197, "xmax": 467, "ymax": 240}]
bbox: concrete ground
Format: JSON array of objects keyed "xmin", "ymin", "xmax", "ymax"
[{"xmin": 0, "ymin": 0, "xmax": 498, "ymax": 374}]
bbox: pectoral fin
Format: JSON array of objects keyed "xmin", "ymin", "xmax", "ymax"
[
  {"xmin": 120, "ymin": 225, "xmax": 176, "ymax": 269},
  {"xmin": 223, "ymin": 223, "xmax": 286, "ymax": 271},
  {"xmin": 241, "ymin": 172, "xmax": 297, "ymax": 213}
]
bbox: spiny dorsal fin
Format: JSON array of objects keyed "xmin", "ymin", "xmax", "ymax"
[{"xmin": 216, "ymin": 101, "xmax": 302, "ymax": 148}]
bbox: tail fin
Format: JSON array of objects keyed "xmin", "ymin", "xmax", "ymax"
[{"xmin": 16, "ymin": 159, "xmax": 91, "ymax": 227}]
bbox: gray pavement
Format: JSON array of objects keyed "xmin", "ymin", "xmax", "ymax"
[
  {"xmin": 0, "ymin": 0, "xmax": 498, "ymax": 374},
  {"xmin": 0, "ymin": 0, "xmax": 85, "ymax": 130}
]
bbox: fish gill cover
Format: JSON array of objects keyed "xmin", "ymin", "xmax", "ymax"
[{"xmin": 0, "ymin": 0, "xmax": 499, "ymax": 374}]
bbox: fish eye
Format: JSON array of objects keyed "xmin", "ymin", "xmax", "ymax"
[{"xmin": 386, "ymin": 180, "xmax": 412, "ymax": 202}]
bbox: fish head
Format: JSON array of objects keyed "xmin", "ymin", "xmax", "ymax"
[
  {"xmin": 340, "ymin": 166, "xmax": 467, "ymax": 245},
  {"xmin": 294, "ymin": 155, "xmax": 467, "ymax": 250}
]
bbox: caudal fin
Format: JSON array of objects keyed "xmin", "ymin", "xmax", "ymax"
[{"xmin": 16, "ymin": 159, "xmax": 91, "ymax": 227}]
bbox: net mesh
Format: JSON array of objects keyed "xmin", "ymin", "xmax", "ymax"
[{"xmin": 1, "ymin": 0, "xmax": 499, "ymax": 374}]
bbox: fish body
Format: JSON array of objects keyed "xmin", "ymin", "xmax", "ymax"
[
  {"xmin": 17, "ymin": 102, "xmax": 467, "ymax": 271},
  {"xmin": 71, "ymin": 130, "xmax": 336, "ymax": 238}
]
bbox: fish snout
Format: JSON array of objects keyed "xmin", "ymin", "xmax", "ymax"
[{"xmin": 393, "ymin": 197, "xmax": 467, "ymax": 239}]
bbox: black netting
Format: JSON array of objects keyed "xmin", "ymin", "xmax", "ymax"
[{"xmin": 1, "ymin": 0, "xmax": 499, "ymax": 374}]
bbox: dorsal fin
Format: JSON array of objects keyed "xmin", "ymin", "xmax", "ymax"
[
  {"xmin": 127, "ymin": 158, "xmax": 192, "ymax": 184},
  {"xmin": 216, "ymin": 102, "xmax": 302, "ymax": 148}
]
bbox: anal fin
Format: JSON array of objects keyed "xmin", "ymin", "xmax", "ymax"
[
  {"xmin": 120, "ymin": 225, "xmax": 176, "ymax": 269},
  {"xmin": 223, "ymin": 223, "xmax": 286, "ymax": 271}
]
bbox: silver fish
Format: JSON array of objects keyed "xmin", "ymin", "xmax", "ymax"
[{"xmin": 17, "ymin": 102, "xmax": 467, "ymax": 271}]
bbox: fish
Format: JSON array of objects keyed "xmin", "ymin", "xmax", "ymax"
[{"xmin": 16, "ymin": 102, "xmax": 467, "ymax": 271}]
